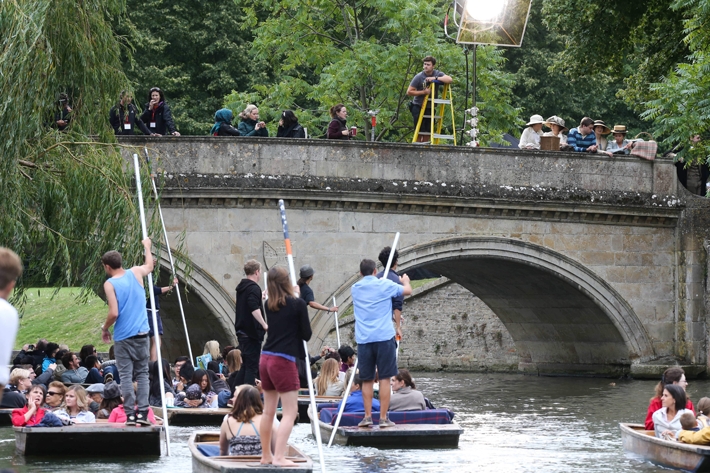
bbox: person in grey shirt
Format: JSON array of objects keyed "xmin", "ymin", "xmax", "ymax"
[{"xmin": 406, "ymin": 56, "xmax": 453, "ymax": 142}]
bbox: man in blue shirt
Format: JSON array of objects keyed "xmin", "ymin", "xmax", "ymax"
[
  {"xmin": 336, "ymin": 371, "xmax": 380, "ymax": 413},
  {"xmin": 351, "ymin": 258, "xmax": 412, "ymax": 428},
  {"xmin": 100, "ymin": 238, "xmax": 154, "ymax": 426},
  {"xmin": 567, "ymin": 117, "xmax": 598, "ymax": 153}
]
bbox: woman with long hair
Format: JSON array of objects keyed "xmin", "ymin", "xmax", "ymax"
[
  {"xmin": 389, "ymin": 369, "xmax": 426, "ymax": 411},
  {"xmin": 226, "ymin": 349, "xmax": 244, "ymax": 392},
  {"xmin": 326, "ymin": 104, "xmax": 351, "ymax": 139},
  {"xmin": 259, "ymin": 266, "xmax": 312, "ymax": 467},
  {"xmin": 56, "ymin": 385, "xmax": 95, "ymax": 423},
  {"xmin": 192, "ymin": 369, "xmax": 218, "ymax": 407},
  {"xmin": 314, "ymin": 358, "xmax": 343, "ymax": 396},
  {"xmin": 219, "ymin": 386, "xmax": 278, "ymax": 455},
  {"xmin": 645, "ymin": 367, "xmax": 695, "ymax": 429},
  {"xmin": 149, "ymin": 359, "xmax": 175, "ymax": 407},
  {"xmin": 653, "ymin": 384, "xmax": 694, "ymax": 438}
]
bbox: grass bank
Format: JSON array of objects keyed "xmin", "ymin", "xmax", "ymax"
[{"xmin": 13, "ymin": 288, "xmax": 111, "ymax": 352}]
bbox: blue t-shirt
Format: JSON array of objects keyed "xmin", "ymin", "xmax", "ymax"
[
  {"xmin": 351, "ymin": 275, "xmax": 404, "ymax": 344},
  {"xmin": 109, "ymin": 270, "xmax": 149, "ymax": 341},
  {"xmin": 336, "ymin": 390, "xmax": 380, "ymax": 413}
]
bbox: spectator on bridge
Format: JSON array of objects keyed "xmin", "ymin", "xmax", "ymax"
[
  {"xmin": 59, "ymin": 351, "xmax": 89, "ymax": 384},
  {"xmin": 653, "ymin": 384, "xmax": 693, "ymax": 439},
  {"xmin": 606, "ymin": 125, "xmax": 634, "ymax": 155},
  {"xmin": 518, "ymin": 114, "xmax": 545, "ymax": 149},
  {"xmin": 645, "ymin": 367, "xmax": 695, "ymax": 430},
  {"xmin": 326, "ymin": 104, "xmax": 352, "ymax": 140},
  {"xmin": 543, "ymin": 116, "xmax": 570, "ymax": 150},
  {"xmin": 238, "ymin": 105, "xmax": 269, "ymax": 137},
  {"xmin": 210, "ymin": 108, "xmax": 242, "ymax": 136},
  {"xmin": 276, "ymin": 110, "xmax": 306, "ymax": 138},
  {"xmin": 389, "ymin": 369, "xmax": 427, "ymax": 411},
  {"xmin": 593, "ymin": 120, "xmax": 611, "ymax": 154},
  {"xmin": 567, "ymin": 117, "xmax": 598, "ymax": 153},
  {"xmin": 109, "ymin": 91, "xmax": 155, "ymax": 136},
  {"xmin": 140, "ymin": 87, "xmax": 180, "ymax": 136},
  {"xmin": 406, "ymin": 56, "xmax": 453, "ymax": 142}
]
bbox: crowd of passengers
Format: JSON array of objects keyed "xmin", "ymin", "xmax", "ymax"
[{"xmin": 5, "ymin": 337, "xmax": 430, "ymax": 450}]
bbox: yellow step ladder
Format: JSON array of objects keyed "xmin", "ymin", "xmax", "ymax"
[{"xmin": 412, "ymin": 82, "xmax": 456, "ymax": 145}]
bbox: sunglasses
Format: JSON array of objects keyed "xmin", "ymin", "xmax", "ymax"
[{"xmin": 47, "ymin": 391, "xmax": 62, "ymax": 396}]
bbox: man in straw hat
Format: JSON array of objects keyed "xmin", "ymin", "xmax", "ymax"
[
  {"xmin": 519, "ymin": 114, "xmax": 545, "ymax": 149},
  {"xmin": 567, "ymin": 117, "xmax": 598, "ymax": 153},
  {"xmin": 607, "ymin": 125, "xmax": 633, "ymax": 155},
  {"xmin": 543, "ymin": 116, "xmax": 570, "ymax": 150}
]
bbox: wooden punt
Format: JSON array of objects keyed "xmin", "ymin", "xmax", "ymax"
[
  {"xmin": 155, "ymin": 407, "xmax": 284, "ymax": 426},
  {"xmin": 311, "ymin": 417, "xmax": 463, "ymax": 448},
  {"xmin": 189, "ymin": 430, "xmax": 313, "ymax": 473},
  {"xmin": 14, "ymin": 423, "xmax": 163, "ymax": 456},
  {"xmin": 0, "ymin": 408, "xmax": 12, "ymax": 426},
  {"xmin": 620, "ymin": 423, "xmax": 710, "ymax": 472},
  {"xmin": 296, "ymin": 395, "xmax": 341, "ymax": 424}
]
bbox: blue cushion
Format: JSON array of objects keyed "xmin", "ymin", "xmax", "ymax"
[
  {"xmin": 320, "ymin": 408, "xmax": 455, "ymax": 426},
  {"xmin": 197, "ymin": 444, "xmax": 221, "ymax": 457}
]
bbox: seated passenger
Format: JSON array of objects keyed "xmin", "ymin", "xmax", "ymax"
[
  {"xmin": 79, "ymin": 344, "xmax": 101, "ymax": 367},
  {"xmin": 653, "ymin": 384, "xmax": 694, "ymax": 438},
  {"xmin": 100, "ymin": 345, "xmax": 119, "ymax": 384},
  {"xmin": 237, "ymin": 105, "xmax": 269, "ymax": 137},
  {"xmin": 55, "ymin": 385, "xmax": 95, "ymax": 423},
  {"xmin": 210, "ymin": 108, "xmax": 241, "ymax": 136},
  {"xmin": 696, "ymin": 397, "xmax": 710, "ymax": 428},
  {"xmin": 567, "ymin": 117, "xmax": 598, "ymax": 153},
  {"xmin": 85, "ymin": 384, "xmax": 103, "ymax": 415},
  {"xmin": 12, "ymin": 385, "xmax": 47, "ymax": 426},
  {"xmin": 109, "ymin": 403, "xmax": 158, "ymax": 424},
  {"xmin": 1, "ymin": 368, "xmax": 32, "ymax": 408},
  {"xmin": 175, "ymin": 383, "xmax": 207, "ymax": 408},
  {"xmin": 645, "ymin": 367, "xmax": 695, "ymax": 430},
  {"xmin": 389, "ymin": 369, "xmax": 426, "ymax": 411},
  {"xmin": 680, "ymin": 412, "xmax": 700, "ymax": 432},
  {"xmin": 338, "ymin": 345, "xmax": 356, "ymax": 373},
  {"xmin": 336, "ymin": 371, "xmax": 379, "ymax": 413},
  {"xmin": 606, "ymin": 125, "xmax": 633, "ymax": 155},
  {"xmin": 518, "ymin": 114, "xmax": 544, "ymax": 150},
  {"xmin": 96, "ymin": 381, "xmax": 122, "ymax": 420},
  {"xmin": 314, "ymin": 358, "xmax": 344, "ymax": 397},
  {"xmin": 226, "ymin": 349, "xmax": 244, "ymax": 393},
  {"xmin": 41, "ymin": 342, "xmax": 60, "ymax": 373},
  {"xmin": 59, "ymin": 351, "xmax": 89, "ymax": 384},
  {"xmin": 543, "ymin": 116, "xmax": 570, "ymax": 150},
  {"xmin": 149, "ymin": 359, "xmax": 176, "ymax": 407},
  {"xmin": 276, "ymin": 110, "xmax": 306, "ymax": 138},
  {"xmin": 43, "ymin": 381, "xmax": 66, "ymax": 410},
  {"xmin": 83, "ymin": 355, "xmax": 104, "ymax": 384},
  {"xmin": 592, "ymin": 120, "xmax": 611, "ymax": 153},
  {"xmin": 175, "ymin": 361, "xmax": 195, "ymax": 394},
  {"xmin": 219, "ymin": 386, "xmax": 278, "ymax": 456}
]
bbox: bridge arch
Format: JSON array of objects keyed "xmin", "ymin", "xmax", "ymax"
[{"xmin": 312, "ymin": 236, "xmax": 656, "ymax": 375}]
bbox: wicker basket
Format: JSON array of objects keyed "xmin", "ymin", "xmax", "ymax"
[{"xmin": 540, "ymin": 135, "xmax": 560, "ymax": 151}]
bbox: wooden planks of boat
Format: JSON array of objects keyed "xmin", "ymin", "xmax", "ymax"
[
  {"xmin": 154, "ymin": 407, "xmax": 231, "ymax": 426},
  {"xmin": 296, "ymin": 395, "xmax": 341, "ymax": 424},
  {"xmin": 619, "ymin": 423, "xmax": 710, "ymax": 472},
  {"xmin": 14, "ymin": 423, "xmax": 163, "ymax": 456},
  {"xmin": 0, "ymin": 408, "xmax": 12, "ymax": 427},
  {"xmin": 189, "ymin": 430, "xmax": 313, "ymax": 473},
  {"xmin": 312, "ymin": 419, "xmax": 463, "ymax": 448}
]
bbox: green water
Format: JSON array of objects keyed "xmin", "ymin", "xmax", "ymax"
[{"xmin": 1, "ymin": 372, "xmax": 703, "ymax": 472}]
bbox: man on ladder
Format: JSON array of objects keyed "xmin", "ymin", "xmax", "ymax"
[{"xmin": 407, "ymin": 56, "xmax": 453, "ymax": 143}]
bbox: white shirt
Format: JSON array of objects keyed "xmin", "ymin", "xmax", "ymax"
[
  {"xmin": 519, "ymin": 127, "xmax": 542, "ymax": 149},
  {"xmin": 542, "ymin": 130, "xmax": 568, "ymax": 145},
  {"xmin": 652, "ymin": 407, "xmax": 694, "ymax": 438},
  {"xmin": 0, "ymin": 298, "xmax": 19, "ymax": 385}
]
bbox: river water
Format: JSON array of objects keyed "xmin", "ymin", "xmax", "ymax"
[{"xmin": 1, "ymin": 372, "xmax": 705, "ymax": 472}]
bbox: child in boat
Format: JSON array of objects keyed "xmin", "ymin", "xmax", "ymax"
[
  {"xmin": 680, "ymin": 412, "xmax": 700, "ymax": 432},
  {"xmin": 336, "ymin": 370, "xmax": 380, "ymax": 413},
  {"xmin": 696, "ymin": 397, "xmax": 710, "ymax": 428},
  {"xmin": 219, "ymin": 386, "xmax": 278, "ymax": 456}
]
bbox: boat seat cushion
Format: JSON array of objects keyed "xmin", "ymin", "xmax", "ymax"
[
  {"xmin": 197, "ymin": 444, "xmax": 221, "ymax": 457},
  {"xmin": 319, "ymin": 408, "xmax": 455, "ymax": 426}
]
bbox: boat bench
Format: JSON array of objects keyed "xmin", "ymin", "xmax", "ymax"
[{"xmin": 319, "ymin": 408, "xmax": 455, "ymax": 426}]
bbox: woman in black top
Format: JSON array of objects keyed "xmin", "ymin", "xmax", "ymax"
[
  {"xmin": 109, "ymin": 91, "xmax": 154, "ymax": 135},
  {"xmin": 326, "ymin": 103, "xmax": 351, "ymax": 139},
  {"xmin": 140, "ymin": 87, "xmax": 180, "ymax": 136},
  {"xmin": 210, "ymin": 108, "xmax": 241, "ymax": 136},
  {"xmin": 259, "ymin": 266, "xmax": 311, "ymax": 468},
  {"xmin": 276, "ymin": 110, "xmax": 305, "ymax": 138}
]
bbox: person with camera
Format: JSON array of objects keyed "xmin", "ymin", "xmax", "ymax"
[
  {"xmin": 140, "ymin": 87, "xmax": 180, "ymax": 136},
  {"xmin": 406, "ymin": 56, "xmax": 452, "ymax": 142},
  {"xmin": 110, "ymin": 91, "xmax": 156, "ymax": 136},
  {"xmin": 238, "ymin": 105, "xmax": 269, "ymax": 137}
]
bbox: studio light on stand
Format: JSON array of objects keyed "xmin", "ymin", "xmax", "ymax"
[{"xmin": 447, "ymin": 0, "xmax": 532, "ymax": 146}]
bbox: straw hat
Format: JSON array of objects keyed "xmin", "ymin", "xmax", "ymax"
[
  {"xmin": 545, "ymin": 116, "xmax": 568, "ymax": 132},
  {"xmin": 612, "ymin": 124, "xmax": 628, "ymax": 135},
  {"xmin": 593, "ymin": 120, "xmax": 611, "ymax": 135},
  {"xmin": 525, "ymin": 114, "xmax": 545, "ymax": 127}
]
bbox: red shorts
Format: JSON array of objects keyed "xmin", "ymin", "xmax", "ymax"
[{"xmin": 259, "ymin": 354, "xmax": 299, "ymax": 392}]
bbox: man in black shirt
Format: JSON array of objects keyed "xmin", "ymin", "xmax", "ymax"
[{"xmin": 234, "ymin": 260, "xmax": 268, "ymax": 386}]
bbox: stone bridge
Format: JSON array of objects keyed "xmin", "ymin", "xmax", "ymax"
[{"xmin": 119, "ymin": 136, "xmax": 710, "ymax": 377}]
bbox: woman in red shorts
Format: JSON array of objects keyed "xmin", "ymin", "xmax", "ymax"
[{"xmin": 259, "ymin": 266, "xmax": 312, "ymax": 467}]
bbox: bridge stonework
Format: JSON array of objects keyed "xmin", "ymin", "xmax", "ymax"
[{"xmin": 119, "ymin": 136, "xmax": 710, "ymax": 377}]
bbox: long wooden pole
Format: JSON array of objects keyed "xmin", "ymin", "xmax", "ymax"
[
  {"xmin": 277, "ymin": 199, "xmax": 326, "ymax": 473},
  {"xmin": 381, "ymin": 233, "xmax": 401, "ymax": 360},
  {"xmin": 332, "ymin": 296, "xmax": 341, "ymax": 348},
  {"xmin": 132, "ymin": 154, "xmax": 171, "ymax": 455},
  {"xmin": 144, "ymin": 147, "xmax": 194, "ymax": 363}
]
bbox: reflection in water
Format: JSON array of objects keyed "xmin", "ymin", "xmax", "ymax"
[{"xmin": 1, "ymin": 372, "xmax": 707, "ymax": 472}]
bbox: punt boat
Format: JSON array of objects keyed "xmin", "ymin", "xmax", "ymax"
[
  {"xmin": 0, "ymin": 408, "xmax": 12, "ymax": 426},
  {"xmin": 155, "ymin": 407, "xmax": 285, "ymax": 426},
  {"xmin": 296, "ymin": 395, "xmax": 341, "ymax": 424},
  {"xmin": 620, "ymin": 422, "xmax": 710, "ymax": 472},
  {"xmin": 189, "ymin": 430, "xmax": 312, "ymax": 473}
]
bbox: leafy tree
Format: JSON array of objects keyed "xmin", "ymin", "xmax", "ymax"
[
  {"xmin": 224, "ymin": 0, "xmax": 521, "ymax": 145},
  {"xmin": 1, "ymin": 0, "xmax": 159, "ymax": 302},
  {"xmin": 117, "ymin": 0, "xmax": 268, "ymax": 136}
]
